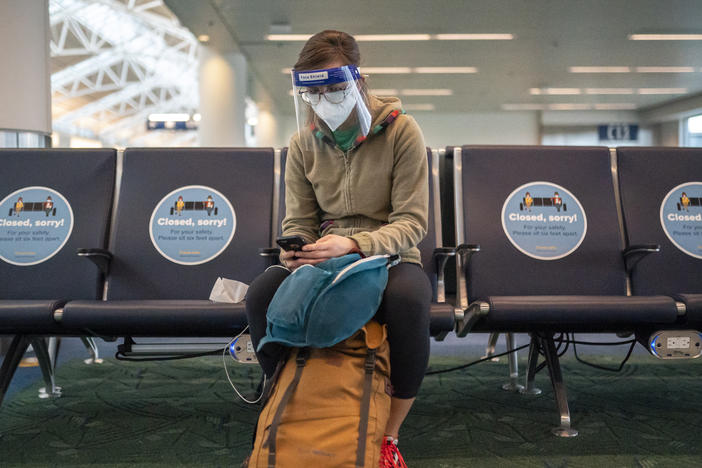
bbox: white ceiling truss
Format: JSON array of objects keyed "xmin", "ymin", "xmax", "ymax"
[{"xmin": 50, "ymin": 0, "xmax": 199, "ymax": 147}]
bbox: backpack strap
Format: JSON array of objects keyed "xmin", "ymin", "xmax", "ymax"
[
  {"xmin": 250, "ymin": 349, "xmax": 290, "ymax": 454},
  {"xmin": 265, "ymin": 347, "xmax": 309, "ymax": 468},
  {"xmin": 355, "ymin": 348, "xmax": 377, "ymax": 468},
  {"xmin": 260, "ymin": 348, "xmax": 290, "ymax": 408}
]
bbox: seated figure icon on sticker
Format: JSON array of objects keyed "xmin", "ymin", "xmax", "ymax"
[
  {"xmin": 524, "ymin": 192, "xmax": 533, "ymax": 211},
  {"xmin": 205, "ymin": 195, "xmax": 215, "ymax": 216},
  {"xmin": 13, "ymin": 197, "xmax": 23, "ymax": 216},
  {"xmin": 175, "ymin": 195, "xmax": 185, "ymax": 216},
  {"xmin": 553, "ymin": 192, "xmax": 563, "ymax": 212},
  {"xmin": 43, "ymin": 196, "xmax": 54, "ymax": 216}
]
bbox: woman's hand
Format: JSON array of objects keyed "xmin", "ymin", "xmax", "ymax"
[
  {"xmin": 302, "ymin": 234, "xmax": 358, "ymax": 259},
  {"xmin": 281, "ymin": 234, "xmax": 359, "ymax": 270},
  {"xmin": 280, "ymin": 248, "xmax": 325, "ymax": 270}
]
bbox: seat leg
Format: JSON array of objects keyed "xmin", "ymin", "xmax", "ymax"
[
  {"xmin": 482, "ymin": 332, "xmax": 501, "ymax": 362},
  {"xmin": 47, "ymin": 337, "xmax": 60, "ymax": 371},
  {"xmin": 31, "ymin": 338, "xmax": 62, "ymax": 400},
  {"xmin": 81, "ymin": 336, "xmax": 103, "ymax": 364},
  {"xmin": 433, "ymin": 331, "xmax": 449, "ymax": 342},
  {"xmin": 538, "ymin": 334, "xmax": 577, "ymax": 437},
  {"xmin": 0, "ymin": 335, "xmax": 31, "ymax": 407},
  {"xmin": 520, "ymin": 334, "xmax": 543, "ymax": 395},
  {"xmin": 501, "ymin": 333, "xmax": 524, "ymax": 392}
]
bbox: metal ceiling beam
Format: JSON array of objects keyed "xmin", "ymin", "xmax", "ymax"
[{"xmin": 50, "ymin": 0, "xmax": 198, "ymax": 145}]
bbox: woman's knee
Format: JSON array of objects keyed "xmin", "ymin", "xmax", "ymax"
[
  {"xmin": 379, "ymin": 264, "xmax": 431, "ymax": 327},
  {"xmin": 246, "ymin": 267, "xmax": 289, "ymax": 309},
  {"xmin": 384, "ymin": 265, "xmax": 431, "ymax": 307}
]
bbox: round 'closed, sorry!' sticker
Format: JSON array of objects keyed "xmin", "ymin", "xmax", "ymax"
[
  {"xmin": 149, "ymin": 185, "xmax": 236, "ymax": 265},
  {"xmin": 660, "ymin": 182, "xmax": 702, "ymax": 259},
  {"xmin": 0, "ymin": 186, "xmax": 74, "ymax": 266},
  {"xmin": 501, "ymin": 181, "xmax": 587, "ymax": 260}
]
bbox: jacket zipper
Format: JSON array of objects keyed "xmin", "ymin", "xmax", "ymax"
[{"xmin": 341, "ymin": 148, "xmax": 353, "ymax": 218}]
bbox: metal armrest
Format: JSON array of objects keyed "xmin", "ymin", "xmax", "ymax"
[
  {"xmin": 433, "ymin": 248, "xmax": 455, "ymax": 303},
  {"xmin": 455, "ymin": 243, "xmax": 481, "ymax": 276},
  {"xmin": 259, "ymin": 247, "xmax": 281, "ymax": 266},
  {"xmin": 456, "ymin": 243, "xmax": 481, "ymax": 257},
  {"xmin": 623, "ymin": 244, "xmax": 660, "ymax": 274},
  {"xmin": 77, "ymin": 248, "xmax": 113, "ymax": 276},
  {"xmin": 454, "ymin": 244, "xmax": 481, "ymax": 311},
  {"xmin": 258, "ymin": 247, "xmax": 281, "ymax": 257}
]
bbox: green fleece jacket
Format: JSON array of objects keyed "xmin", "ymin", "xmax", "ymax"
[{"xmin": 282, "ymin": 95, "xmax": 429, "ymax": 265}]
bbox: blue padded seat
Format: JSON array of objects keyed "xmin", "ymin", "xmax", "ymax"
[
  {"xmin": 617, "ymin": 147, "xmax": 702, "ymax": 326},
  {"xmin": 61, "ymin": 148, "xmax": 276, "ymax": 335}
]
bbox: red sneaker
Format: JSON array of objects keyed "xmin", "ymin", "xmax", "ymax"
[{"xmin": 379, "ymin": 436, "xmax": 408, "ymax": 468}]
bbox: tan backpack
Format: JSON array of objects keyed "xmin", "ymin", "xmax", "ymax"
[{"xmin": 246, "ymin": 320, "xmax": 392, "ymax": 468}]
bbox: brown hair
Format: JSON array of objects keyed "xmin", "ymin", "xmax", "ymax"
[{"xmin": 294, "ymin": 30, "xmax": 361, "ymax": 70}]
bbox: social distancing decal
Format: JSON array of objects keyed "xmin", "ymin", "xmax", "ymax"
[
  {"xmin": 660, "ymin": 182, "xmax": 702, "ymax": 259},
  {"xmin": 501, "ymin": 182, "xmax": 587, "ymax": 260},
  {"xmin": 149, "ymin": 185, "xmax": 236, "ymax": 265},
  {"xmin": 0, "ymin": 187, "xmax": 74, "ymax": 266}
]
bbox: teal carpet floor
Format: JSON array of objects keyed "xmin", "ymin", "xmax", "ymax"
[{"xmin": 1, "ymin": 353, "xmax": 701, "ymax": 467}]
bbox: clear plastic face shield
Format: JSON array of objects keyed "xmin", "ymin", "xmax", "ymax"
[{"xmin": 291, "ymin": 65, "xmax": 372, "ymax": 149}]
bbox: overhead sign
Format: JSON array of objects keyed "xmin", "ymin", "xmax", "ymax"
[
  {"xmin": 598, "ymin": 124, "xmax": 638, "ymax": 141},
  {"xmin": 501, "ymin": 181, "xmax": 587, "ymax": 260},
  {"xmin": 146, "ymin": 120, "xmax": 197, "ymax": 131}
]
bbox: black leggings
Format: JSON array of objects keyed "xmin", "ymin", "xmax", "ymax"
[{"xmin": 245, "ymin": 262, "xmax": 431, "ymax": 399}]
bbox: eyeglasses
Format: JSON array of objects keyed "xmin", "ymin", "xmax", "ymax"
[{"xmin": 298, "ymin": 85, "xmax": 352, "ymax": 105}]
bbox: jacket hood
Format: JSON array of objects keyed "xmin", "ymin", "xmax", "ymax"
[{"xmin": 367, "ymin": 95, "xmax": 404, "ymax": 128}]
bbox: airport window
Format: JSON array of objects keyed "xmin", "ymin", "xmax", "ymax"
[{"xmin": 685, "ymin": 115, "xmax": 702, "ymax": 147}]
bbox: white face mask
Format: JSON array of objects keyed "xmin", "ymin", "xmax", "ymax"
[{"xmin": 310, "ymin": 91, "xmax": 358, "ymax": 131}]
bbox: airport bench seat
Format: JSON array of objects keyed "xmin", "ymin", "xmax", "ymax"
[
  {"xmin": 1, "ymin": 299, "xmax": 456, "ymax": 338},
  {"xmin": 429, "ymin": 303, "xmax": 456, "ymax": 337},
  {"xmin": 59, "ymin": 300, "xmax": 248, "ymax": 337},
  {"xmin": 0, "ymin": 148, "xmax": 117, "ymax": 406},
  {"xmin": 673, "ymin": 294, "xmax": 702, "ymax": 320},
  {"xmin": 469, "ymin": 295, "xmax": 679, "ymax": 333},
  {"xmin": 450, "ymin": 145, "xmax": 683, "ymax": 437},
  {"xmin": 616, "ymin": 147, "xmax": 702, "ymax": 331},
  {"xmin": 675, "ymin": 294, "xmax": 702, "ymax": 310},
  {"xmin": 0, "ymin": 300, "xmax": 67, "ymax": 335}
]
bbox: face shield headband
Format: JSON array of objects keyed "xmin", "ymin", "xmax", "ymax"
[{"xmin": 291, "ymin": 65, "xmax": 372, "ymax": 147}]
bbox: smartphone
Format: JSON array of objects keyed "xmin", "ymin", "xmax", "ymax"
[{"xmin": 276, "ymin": 235, "xmax": 309, "ymax": 252}]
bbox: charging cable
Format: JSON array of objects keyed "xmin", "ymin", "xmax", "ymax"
[{"xmin": 222, "ymin": 325, "xmax": 266, "ymax": 404}]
